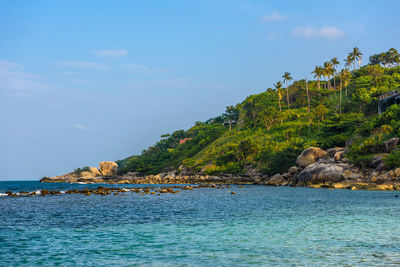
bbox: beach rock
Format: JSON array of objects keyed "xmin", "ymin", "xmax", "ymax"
[
  {"xmin": 79, "ymin": 171, "xmax": 95, "ymax": 179},
  {"xmin": 369, "ymin": 155, "xmax": 384, "ymax": 169},
  {"xmin": 297, "ymin": 162, "xmax": 345, "ymax": 184},
  {"xmin": 334, "ymin": 151, "xmax": 346, "ymax": 161},
  {"xmin": 268, "ymin": 174, "xmax": 284, "ymax": 185},
  {"xmin": 296, "ymin": 147, "xmax": 327, "ymax": 167},
  {"xmin": 395, "ymin": 168, "xmax": 400, "ymax": 177},
  {"xmin": 88, "ymin": 167, "xmax": 102, "ymax": 176},
  {"xmin": 327, "ymin": 147, "xmax": 344, "ymax": 158},
  {"xmin": 342, "ymin": 170, "xmax": 353, "ymax": 179},
  {"xmin": 384, "ymin": 138, "xmax": 399, "ymax": 153},
  {"xmin": 99, "ymin": 161, "xmax": 118, "ymax": 176},
  {"xmin": 288, "ymin": 166, "xmax": 299, "ymax": 174}
]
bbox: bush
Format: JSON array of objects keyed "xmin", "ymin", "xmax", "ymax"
[{"xmin": 384, "ymin": 150, "xmax": 400, "ymax": 169}]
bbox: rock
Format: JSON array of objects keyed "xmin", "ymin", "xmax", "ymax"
[
  {"xmin": 296, "ymin": 147, "xmax": 328, "ymax": 167},
  {"xmin": 342, "ymin": 170, "xmax": 353, "ymax": 179},
  {"xmin": 375, "ymin": 184, "xmax": 394, "ymax": 191},
  {"xmin": 348, "ymin": 173, "xmax": 361, "ymax": 180},
  {"xmin": 297, "ymin": 162, "xmax": 345, "ymax": 184},
  {"xmin": 395, "ymin": 168, "xmax": 400, "ymax": 177},
  {"xmin": 99, "ymin": 161, "xmax": 118, "ymax": 176},
  {"xmin": 376, "ymin": 163, "xmax": 385, "ymax": 172},
  {"xmin": 282, "ymin": 172, "xmax": 292, "ymax": 179},
  {"xmin": 88, "ymin": 167, "xmax": 101, "ymax": 176},
  {"xmin": 79, "ymin": 171, "xmax": 95, "ymax": 179},
  {"xmin": 334, "ymin": 151, "xmax": 346, "ymax": 161},
  {"xmin": 288, "ymin": 166, "xmax": 299, "ymax": 174},
  {"xmin": 268, "ymin": 174, "xmax": 284, "ymax": 185},
  {"xmin": 384, "ymin": 138, "xmax": 399, "ymax": 153},
  {"xmin": 327, "ymin": 147, "xmax": 344, "ymax": 158},
  {"xmin": 333, "ymin": 183, "xmax": 347, "ymax": 189},
  {"xmin": 369, "ymin": 155, "xmax": 384, "ymax": 169}
]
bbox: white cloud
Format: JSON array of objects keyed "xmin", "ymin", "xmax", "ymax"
[
  {"xmin": 0, "ymin": 59, "xmax": 54, "ymax": 94},
  {"xmin": 260, "ymin": 12, "xmax": 286, "ymax": 22},
  {"xmin": 122, "ymin": 63, "xmax": 171, "ymax": 73},
  {"xmin": 292, "ymin": 26, "xmax": 345, "ymax": 39},
  {"xmin": 93, "ymin": 49, "xmax": 128, "ymax": 58},
  {"xmin": 74, "ymin": 124, "xmax": 88, "ymax": 130},
  {"xmin": 53, "ymin": 61, "xmax": 108, "ymax": 70}
]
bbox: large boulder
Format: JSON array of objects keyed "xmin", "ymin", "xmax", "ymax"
[
  {"xmin": 99, "ymin": 161, "xmax": 118, "ymax": 176},
  {"xmin": 268, "ymin": 174, "xmax": 284, "ymax": 185},
  {"xmin": 296, "ymin": 147, "xmax": 328, "ymax": 167},
  {"xmin": 79, "ymin": 171, "xmax": 95, "ymax": 179},
  {"xmin": 384, "ymin": 138, "xmax": 399, "ymax": 153},
  {"xmin": 297, "ymin": 162, "xmax": 346, "ymax": 184},
  {"xmin": 88, "ymin": 167, "xmax": 102, "ymax": 176}
]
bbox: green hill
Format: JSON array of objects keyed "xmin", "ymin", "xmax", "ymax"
[{"xmin": 117, "ymin": 48, "xmax": 400, "ymax": 176}]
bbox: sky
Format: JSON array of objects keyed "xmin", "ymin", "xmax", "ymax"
[{"xmin": 1, "ymin": 0, "xmax": 399, "ymax": 180}]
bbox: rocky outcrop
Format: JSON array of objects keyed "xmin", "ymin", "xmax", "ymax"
[
  {"xmin": 297, "ymin": 162, "xmax": 347, "ymax": 184},
  {"xmin": 384, "ymin": 138, "xmax": 399, "ymax": 153},
  {"xmin": 99, "ymin": 161, "xmax": 118, "ymax": 176},
  {"xmin": 296, "ymin": 147, "xmax": 327, "ymax": 167},
  {"xmin": 88, "ymin": 167, "xmax": 102, "ymax": 176}
]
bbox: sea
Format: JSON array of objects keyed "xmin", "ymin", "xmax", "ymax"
[{"xmin": 1, "ymin": 181, "xmax": 400, "ymax": 266}]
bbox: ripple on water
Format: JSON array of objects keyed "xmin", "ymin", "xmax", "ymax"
[{"xmin": 0, "ymin": 181, "xmax": 400, "ymax": 265}]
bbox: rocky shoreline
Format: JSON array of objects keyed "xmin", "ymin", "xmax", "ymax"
[{"xmin": 40, "ymin": 138, "xmax": 400, "ymax": 191}]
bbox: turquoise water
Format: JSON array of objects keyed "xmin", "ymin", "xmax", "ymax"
[{"xmin": 1, "ymin": 181, "xmax": 400, "ymax": 266}]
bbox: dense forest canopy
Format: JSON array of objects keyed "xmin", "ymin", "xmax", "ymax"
[{"xmin": 117, "ymin": 48, "xmax": 400, "ymax": 175}]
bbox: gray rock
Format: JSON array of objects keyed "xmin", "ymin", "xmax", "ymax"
[
  {"xmin": 296, "ymin": 147, "xmax": 328, "ymax": 167},
  {"xmin": 297, "ymin": 162, "xmax": 346, "ymax": 184},
  {"xmin": 384, "ymin": 138, "xmax": 399, "ymax": 153},
  {"xmin": 326, "ymin": 147, "xmax": 344, "ymax": 158},
  {"xmin": 288, "ymin": 166, "xmax": 299, "ymax": 174},
  {"xmin": 268, "ymin": 174, "xmax": 284, "ymax": 185}
]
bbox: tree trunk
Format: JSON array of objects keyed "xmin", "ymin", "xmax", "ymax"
[
  {"xmin": 333, "ymin": 76, "xmax": 336, "ymax": 90},
  {"xmin": 286, "ymin": 82, "xmax": 290, "ymax": 110},
  {"xmin": 339, "ymin": 81, "xmax": 342, "ymax": 114},
  {"xmin": 229, "ymin": 120, "xmax": 232, "ymax": 131}
]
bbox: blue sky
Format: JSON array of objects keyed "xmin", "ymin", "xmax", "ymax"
[{"xmin": 1, "ymin": 0, "xmax": 399, "ymax": 180}]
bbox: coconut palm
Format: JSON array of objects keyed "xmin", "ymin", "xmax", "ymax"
[
  {"xmin": 311, "ymin": 66, "xmax": 323, "ymax": 92},
  {"xmin": 273, "ymin": 81, "xmax": 283, "ymax": 113},
  {"xmin": 282, "ymin": 72, "xmax": 293, "ymax": 110},
  {"xmin": 323, "ymin": 61, "xmax": 333, "ymax": 89},
  {"xmin": 344, "ymin": 54, "xmax": 353, "ymax": 70},
  {"xmin": 330, "ymin": 57, "xmax": 340, "ymax": 90},
  {"xmin": 341, "ymin": 68, "xmax": 351, "ymax": 98},
  {"xmin": 350, "ymin": 47, "xmax": 363, "ymax": 69}
]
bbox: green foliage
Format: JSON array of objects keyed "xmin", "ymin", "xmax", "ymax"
[
  {"xmin": 117, "ymin": 50, "xmax": 400, "ymax": 175},
  {"xmin": 384, "ymin": 150, "xmax": 400, "ymax": 169},
  {"xmin": 74, "ymin": 166, "xmax": 90, "ymax": 174}
]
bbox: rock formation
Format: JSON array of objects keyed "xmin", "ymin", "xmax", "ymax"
[{"xmin": 99, "ymin": 161, "xmax": 118, "ymax": 176}]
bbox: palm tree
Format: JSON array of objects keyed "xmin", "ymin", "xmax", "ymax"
[
  {"xmin": 344, "ymin": 54, "xmax": 353, "ymax": 70},
  {"xmin": 311, "ymin": 66, "xmax": 323, "ymax": 92},
  {"xmin": 341, "ymin": 68, "xmax": 351, "ymax": 98},
  {"xmin": 323, "ymin": 61, "xmax": 333, "ymax": 89},
  {"xmin": 330, "ymin": 57, "xmax": 340, "ymax": 90},
  {"xmin": 273, "ymin": 81, "xmax": 283, "ymax": 113},
  {"xmin": 350, "ymin": 47, "xmax": 363, "ymax": 69},
  {"xmin": 282, "ymin": 72, "xmax": 293, "ymax": 110}
]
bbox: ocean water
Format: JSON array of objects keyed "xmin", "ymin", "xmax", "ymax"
[{"xmin": 1, "ymin": 181, "xmax": 400, "ymax": 266}]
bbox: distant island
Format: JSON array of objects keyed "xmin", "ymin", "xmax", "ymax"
[{"xmin": 41, "ymin": 47, "xmax": 400, "ymax": 191}]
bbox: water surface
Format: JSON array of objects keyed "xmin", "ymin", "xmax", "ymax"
[{"xmin": 1, "ymin": 181, "xmax": 400, "ymax": 266}]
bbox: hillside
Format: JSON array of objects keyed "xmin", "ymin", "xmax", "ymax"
[{"xmin": 117, "ymin": 48, "xmax": 400, "ymax": 176}]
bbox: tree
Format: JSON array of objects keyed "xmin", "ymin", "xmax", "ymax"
[
  {"xmin": 224, "ymin": 106, "xmax": 238, "ymax": 130},
  {"xmin": 312, "ymin": 66, "xmax": 323, "ymax": 92},
  {"xmin": 341, "ymin": 68, "xmax": 351, "ymax": 98},
  {"xmin": 330, "ymin": 57, "xmax": 340, "ymax": 90},
  {"xmin": 323, "ymin": 61, "xmax": 333, "ymax": 89},
  {"xmin": 350, "ymin": 47, "xmax": 363, "ymax": 69},
  {"xmin": 282, "ymin": 72, "xmax": 293, "ymax": 109},
  {"xmin": 273, "ymin": 81, "xmax": 283, "ymax": 113},
  {"xmin": 313, "ymin": 104, "xmax": 328, "ymax": 130},
  {"xmin": 345, "ymin": 54, "xmax": 353, "ymax": 70}
]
